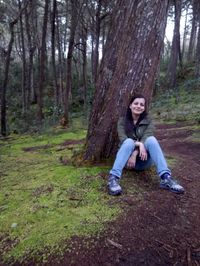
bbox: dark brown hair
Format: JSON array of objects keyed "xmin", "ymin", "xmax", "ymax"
[{"xmin": 125, "ymin": 94, "xmax": 148, "ymax": 135}]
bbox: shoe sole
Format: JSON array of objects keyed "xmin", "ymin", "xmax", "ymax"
[
  {"xmin": 108, "ymin": 190, "xmax": 122, "ymax": 196},
  {"xmin": 160, "ymin": 185, "xmax": 184, "ymax": 194}
]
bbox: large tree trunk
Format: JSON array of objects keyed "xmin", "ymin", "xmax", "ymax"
[
  {"xmin": 84, "ymin": 0, "xmax": 169, "ymax": 161},
  {"xmin": 167, "ymin": 0, "xmax": 182, "ymax": 89}
]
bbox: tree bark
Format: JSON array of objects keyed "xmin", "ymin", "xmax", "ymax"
[{"xmin": 84, "ymin": 0, "xmax": 169, "ymax": 161}]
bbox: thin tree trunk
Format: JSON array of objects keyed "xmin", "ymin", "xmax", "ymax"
[
  {"xmin": 167, "ymin": 0, "xmax": 182, "ymax": 89},
  {"xmin": 93, "ymin": 0, "xmax": 102, "ymax": 84},
  {"xmin": 18, "ymin": 0, "xmax": 27, "ymax": 114},
  {"xmin": 187, "ymin": 0, "xmax": 198, "ymax": 62},
  {"xmin": 63, "ymin": 0, "xmax": 79, "ymax": 125},
  {"xmin": 25, "ymin": 0, "xmax": 36, "ymax": 108},
  {"xmin": 56, "ymin": 14, "xmax": 64, "ymax": 106},
  {"xmin": 195, "ymin": 2, "xmax": 200, "ymax": 77},
  {"xmin": 37, "ymin": 0, "xmax": 50, "ymax": 122},
  {"xmin": 1, "ymin": 23, "xmax": 15, "ymax": 136},
  {"xmin": 1, "ymin": 1, "xmax": 28, "ymax": 136},
  {"xmin": 51, "ymin": 0, "xmax": 59, "ymax": 108},
  {"xmin": 82, "ymin": 26, "xmax": 88, "ymax": 113},
  {"xmin": 182, "ymin": 4, "xmax": 189, "ymax": 62},
  {"xmin": 84, "ymin": 0, "xmax": 169, "ymax": 161}
]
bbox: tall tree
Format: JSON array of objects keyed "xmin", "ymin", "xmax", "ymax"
[
  {"xmin": 37, "ymin": 0, "xmax": 50, "ymax": 122},
  {"xmin": 51, "ymin": 0, "xmax": 59, "ymax": 107},
  {"xmin": 18, "ymin": 0, "xmax": 27, "ymax": 114},
  {"xmin": 167, "ymin": 0, "xmax": 182, "ymax": 89},
  {"xmin": 194, "ymin": 0, "xmax": 200, "ymax": 77},
  {"xmin": 84, "ymin": 0, "xmax": 169, "ymax": 161},
  {"xmin": 187, "ymin": 0, "xmax": 198, "ymax": 62},
  {"xmin": 63, "ymin": 0, "xmax": 79, "ymax": 125},
  {"xmin": 24, "ymin": 0, "xmax": 37, "ymax": 107},
  {"xmin": 181, "ymin": 1, "xmax": 190, "ymax": 61},
  {"xmin": 93, "ymin": 0, "xmax": 102, "ymax": 84},
  {"xmin": 1, "ymin": 0, "xmax": 28, "ymax": 136}
]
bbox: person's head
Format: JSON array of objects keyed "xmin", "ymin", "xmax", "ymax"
[{"xmin": 126, "ymin": 94, "xmax": 148, "ymax": 122}]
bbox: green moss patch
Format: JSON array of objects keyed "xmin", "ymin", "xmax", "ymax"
[{"xmin": 0, "ymin": 129, "xmax": 120, "ymax": 264}]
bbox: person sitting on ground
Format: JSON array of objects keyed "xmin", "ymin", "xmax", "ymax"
[{"xmin": 108, "ymin": 94, "xmax": 184, "ymax": 196}]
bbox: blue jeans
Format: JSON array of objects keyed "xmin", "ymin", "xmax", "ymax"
[{"xmin": 110, "ymin": 137, "xmax": 171, "ymax": 178}]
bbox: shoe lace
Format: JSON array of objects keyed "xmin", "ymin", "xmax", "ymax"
[{"xmin": 109, "ymin": 177, "xmax": 119, "ymax": 187}]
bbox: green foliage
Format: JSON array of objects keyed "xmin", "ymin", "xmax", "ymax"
[
  {"xmin": 0, "ymin": 127, "xmax": 120, "ymax": 264},
  {"xmin": 151, "ymin": 78, "xmax": 200, "ymax": 123}
]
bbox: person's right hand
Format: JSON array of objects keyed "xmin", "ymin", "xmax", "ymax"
[{"xmin": 138, "ymin": 142, "xmax": 147, "ymax": 161}]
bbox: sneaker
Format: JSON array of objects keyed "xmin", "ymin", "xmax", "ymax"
[
  {"xmin": 160, "ymin": 174, "xmax": 184, "ymax": 194},
  {"xmin": 108, "ymin": 175, "xmax": 122, "ymax": 196}
]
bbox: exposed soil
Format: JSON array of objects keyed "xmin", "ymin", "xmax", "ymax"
[
  {"xmin": 4, "ymin": 122, "xmax": 200, "ymax": 266},
  {"xmin": 52, "ymin": 122, "xmax": 200, "ymax": 266}
]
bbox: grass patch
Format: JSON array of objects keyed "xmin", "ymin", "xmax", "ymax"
[
  {"xmin": 0, "ymin": 127, "xmax": 120, "ymax": 264},
  {"xmin": 151, "ymin": 84, "xmax": 200, "ymax": 123}
]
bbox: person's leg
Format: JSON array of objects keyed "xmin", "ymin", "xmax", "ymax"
[
  {"xmin": 144, "ymin": 136, "xmax": 184, "ymax": 193},
  {"xmin": 108, "ymin": 138, "xmax": 135, "ymax": 195},
  {"xmin": 144, "ymin": 136, "xmax": 171, "ymax": 177},
  {"xmin": 110, "ymin": 138, "xmax": 135, "ymax": 178}
]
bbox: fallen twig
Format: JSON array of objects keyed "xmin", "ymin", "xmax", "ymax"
[{"xmin": 107, "ymin": 239, "xmax": 122, "ymax": 249}]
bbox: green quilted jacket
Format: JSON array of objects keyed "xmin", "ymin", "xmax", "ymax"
[{"xmin": 117, "ymin": 115, "xmax": 155, "ymax": 145}]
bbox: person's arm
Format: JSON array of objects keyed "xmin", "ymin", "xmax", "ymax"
[
  {"xmin": 140, "ymin": 120, "xmax": 155, "ymax": 143},
  {"xmin": 127, "ymin": 149, "xmax": 139, "ymax": 168},
  {"xmin": 135, "ymin": 141, "xmax": 147, "ymax": 161},
  {"xmin": 117, "ymin": 117, "xmax": 128, "ymax": 144},
  {"xmin": 134, "ymin": 118, "xmax": 155, "ymax": 160}
]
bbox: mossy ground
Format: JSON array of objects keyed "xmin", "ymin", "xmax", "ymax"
[
  {"xmin": 1, "ymin": 85, "xmax": 198, "ymax": 265},
  {"xmin": 0, "ymin": 124, "xmax": 120, "ymax": 264}
]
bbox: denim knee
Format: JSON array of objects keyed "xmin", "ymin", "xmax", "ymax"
[
  {"xmin": 144, "ymin": 136, "xmax": 158, "ymax": 148},
  {"xmin": 123, "ymin": 138, "xmax": 135, "ymax": 147}
]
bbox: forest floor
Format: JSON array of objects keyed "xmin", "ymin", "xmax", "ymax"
[{"xmin": 48, "ymin": 121, "xmax": 200, "ymax": 266}]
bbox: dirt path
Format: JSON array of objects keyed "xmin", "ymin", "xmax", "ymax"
[{"xmin": 50, "ymin": 122, "xmax": 200, "ymax": 266}]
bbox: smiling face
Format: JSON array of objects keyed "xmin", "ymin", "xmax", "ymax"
[{"xmin": 129, "ymin": 97, "xmax": 145, "ymax": 117}]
